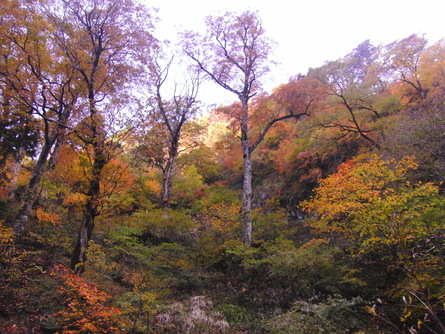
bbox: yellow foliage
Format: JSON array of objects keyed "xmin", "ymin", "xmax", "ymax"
[
  {"xmin": 0, "ymin": 220, "xmax": 14, "ymax": 263},
  {"xmin": 302, "ymin": 154, "xmax": 427, "ymax": 236},
  {"xmin": 204, "ymin": 202, "xmax": 241, "ymax": 234},
  {"xmin": 0, "ymin": 220, "xmax": 14, "ymax": 246},
  {"xmin": 302, "ymin": 154, "xmax": 445, "ymax": 314}
]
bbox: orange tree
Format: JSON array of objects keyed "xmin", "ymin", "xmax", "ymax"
[{"xmin": 302, "ymin": 154, "xmax": 445, "ymax": 331}]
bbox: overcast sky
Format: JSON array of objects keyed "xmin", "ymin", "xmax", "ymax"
[{"xmin": 148, "ymin": 0, "xmax": 444, "ymax": 105}]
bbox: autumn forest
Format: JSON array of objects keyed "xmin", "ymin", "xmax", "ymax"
[{"xmin": 1, "ymin": 0, "xmax": 445, "ymax": 333}]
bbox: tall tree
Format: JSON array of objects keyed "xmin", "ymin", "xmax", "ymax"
[
  {"xmin": 42, "ymin": 0, "xmax": 156, "ymax": 271},
  {"xmin": 149, "ymin": 54, "xmax": 201, "ymax": 209},
  {"xmin": 182, "ymin": 11, "xmax": 309, "ymax": 245},
  {"xmin": 0, "ymin": 0, "xmax": 79, "ymax": 231}
]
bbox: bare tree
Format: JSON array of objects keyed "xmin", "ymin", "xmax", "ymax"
[
  {"xmin": 149, "ymin": 53, "xmax": 201, "ymax": 209},
  {"xmin": 182, "ymin": 11, "xmax": 309, "ymax": 245}
]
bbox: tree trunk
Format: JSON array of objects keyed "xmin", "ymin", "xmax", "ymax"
[
  {"xmin": 48, "ymin": 131, "xmax": 66, "ymax": 169},
  {"xmin": 6, "ymin": 146, "xmax": 25, "ymax": 198},
  {"xmin": 70, "ymin": 149, "xmax": 105, "ymax": 272},
  {"xmin": 161, "ymin": 141, "xmax": 178, "ymax": 209},
  {"xmin": 240, "ymin": 99, "xmax": 253, "ymax": 245},
  {"xmin": 241, "ymin": 140, "xmax": 253, "ymax": 245},
  {"xmin": 12, "ymin": 131, "xmax": 59, "ymax": 234},
  {"xmin": 70, "ymin": 196, "xmax": 97, "ymax": 272}
]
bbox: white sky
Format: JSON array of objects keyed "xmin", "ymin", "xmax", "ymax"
[{"xmin": 148, "ymin": 0, "xmax": 445, "ymax": 105}]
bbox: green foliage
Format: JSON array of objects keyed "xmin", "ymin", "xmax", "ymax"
[
  {"xmin": 374, "ymin": 94, "xmax": 402, "ymax": 116},
  {"xmin": 221, "ymin": 238, "xmax": 362, "ymax": 303},
  {"xmin": 178, "ymin": 145, "xmax": 223, "ymax": 184},
  {"xmin": 222, "ymin": 240, "xmax": 262, "ymax": 270},
  {"xmin": 117, "ymin": 290, "xmax": 157, "ymax": 333},
  {"xmin": 172, "ymin": 165, "xmax": 206, "ymax": 208},
  {"xmin": 133, "ymin": 208, "xmax": 198, "ymax": 245},
  {"xmin": 152, "ymin": 242, "xmax": 194, "ymax": 273},
  {"xmin": 106, "ymin": 224, "xmax": 154, "ymax": 263},
  {"xmin": 253, "ymin": 206, "xmax": 290, "ymax": 241},
  {"xmin": 214, "ymin": 303, "xmax": 251, "ymax": 325},
  {"xmin": 116, "ymin": 270, "xmax": 159, "ymax": 333},
  {"xmin": 266, "ymin": 239, "xmax": 363, "ymax": 298},
  {"xmin": 195, "ymin": 182, "xmax": 241, "ymax": 208},
  {"xmin": 190, "ymin": 182, "xmax": 241, "ymax": 249},
  {"xmin": 264, "ymin": 296, "xmax": 369, "ymax": 334}
]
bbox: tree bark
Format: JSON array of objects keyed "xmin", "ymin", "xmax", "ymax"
[
  {"xmin": 241, "ymin": 138, "xmax": 253, "ymax": 245},
  {"xmin": 48, "ymin": 131, "xmax": 66, "ymax": 169},
  {"xmin": 70, "ymin": 193, "xmax": 98, "ymax": 272},
  {"xmin": 182, "ymin": 11, "xmax": 275, "ymax": 246},
  {"xmin": 161, "ymin": 142, "xmax": 178, "ymax": 209},
  {"xmin": 240, "ymin": 99, "xmax": 253, "ymax": 245},
  {"xmin": 6, "ymin": 146, "xmax": 24, "ymax": 199},
  {"xmin": 12, "ymin": 130, "xmax": 59, "ymax": 234},
  {"xmin": 11, "ymin": 101, "xmax": 72, "ymax": 234}
]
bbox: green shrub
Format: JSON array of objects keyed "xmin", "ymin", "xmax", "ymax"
[{"xmin": 264, "ymin": 295, "xmax": 370, "ymax": 333}]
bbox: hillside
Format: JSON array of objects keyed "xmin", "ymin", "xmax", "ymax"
[{"xmin": 1, "ymin": 1, "xmax": 445, "ymax": 333}]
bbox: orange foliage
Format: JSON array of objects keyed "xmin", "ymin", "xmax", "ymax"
[
  {"xmin": 272, "ymin": 139, "xmax": 296, "ymax": 174},
  {"xmin": 35, "ymin": 207, "xmax": 63, "ymax": 226},
  {"xmin": 271, "ymin": 74, "xmax": 327, "ymax": 116},
  {"xmin": 100, "ymin": 158, "xmax": 135, "ymax": 197},
  {"xmin": 50, "ymin": 144, "xmax": 137, "ymax": 214},
  {"xmin": 49, "ymin": 145, "xmax": 88, "ymax": 192},
  {"xmin": 51, "ymin": 145, "xmax": 135, "ymax": 199},
  {"xmin": 51, "ymin": 265, "xmax": 125, "ymax": 333},
  {"xmin": 144, "ymin": 180, "xmax": 161, "ymax": 195},
  {"xmin": 62, "ymin": 192, "xmax": 88, "ymax": 210}
]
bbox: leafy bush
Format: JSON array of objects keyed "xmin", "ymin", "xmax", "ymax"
[
  {"xmin": 133, "ymin": 208, "xmax": 198, "ymax": 246},
  {"xmin": 214, "ymin": 303, "xmax": 250, "ymax": 325},
  {"xmin": 264, "ymin": 295, "xmax": 369, "ymax": 333}
]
